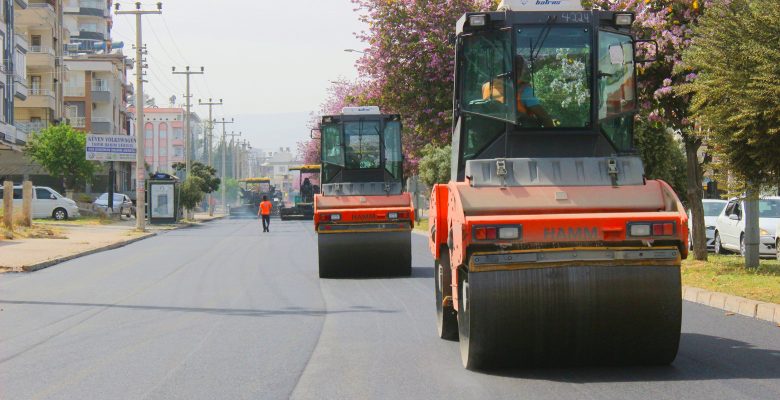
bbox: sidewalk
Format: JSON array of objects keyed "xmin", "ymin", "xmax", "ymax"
[{"xmin": 0, "ymin": 212, "xmax": 225, "ymax": 273}]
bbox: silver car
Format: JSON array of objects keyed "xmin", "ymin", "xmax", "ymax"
[
  {"xmin": 688, "ymin": 199, "xmax": 727, "ymax": 249},
  {"xmin": 94, "ymin": 193, "xmax": 135, "ymax": 217},
  {"xmin": 714, "ymin": 197, "xmax": 780, "ymax": 257}
]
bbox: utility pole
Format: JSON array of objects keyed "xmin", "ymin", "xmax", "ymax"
[
  {"xmin": 116, "ymin": 1, "xmax": 162, "ymax": 231},
  {"xmin": 230, "ymin": 131, "xmax": 242, "ymax": 180},
  {"xmin": 172, "ymin": 66, "xmax": 204, "ymax": 179},
  {"xmin": 198, "ymin": 98, "xmax": 222, "ymax": 215},
  {"xmin": 198, "ymin": 98, "xmax": 223, "ymax": 168},
  {"xmin": 214, "ymin": 117, "xmax": 234, "ymax": 212}
]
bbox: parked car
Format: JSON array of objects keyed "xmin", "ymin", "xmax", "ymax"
[
  {"xmin": 714, "ymin": 196, "xmax": 780, "ymax": 257},
  {"xmin": 0, "ymin": 185, "xmax": 80, "ymax": 220},
  {"xmin": 94, "ymin": 193, "xmax": 135, "ymax": 217},
  {"xmin": 776, "ymin": 224, "xmax": 780, "ymax": 261},
  {"xmin": 688, "ymin": 199, "xmax": 728, "ymax": 249}
]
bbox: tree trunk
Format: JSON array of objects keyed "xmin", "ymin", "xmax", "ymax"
[
  {"xmin": 684, "ymin": 136, "xmax": 707, "ymax": 261},
  {"xmin": 3, "ymin": 180, "xmax": 13, "ymax": 229},
  {"xmin": 743, "ymin": 185, "xmax": 760, "ymax": 269}
]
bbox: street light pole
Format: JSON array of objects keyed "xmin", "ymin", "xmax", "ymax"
[
  {"xmin": 172, "ymin": 66, "xmax": 204, "ymax": 179},
  {"xmin": 228, "ymin": 131, "xmax": 242, "ymax": 180},
  {"xmin": 116, "ymin": 1, "xmax": 162, "ymax": 232}
]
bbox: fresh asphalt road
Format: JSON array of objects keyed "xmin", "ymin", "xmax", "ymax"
[{"xmin": 1, "ymin": 218, "xmax": 779, "ymax": 400}]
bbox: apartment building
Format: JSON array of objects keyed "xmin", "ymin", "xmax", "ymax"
[
  {"xmin": 63, "ymin": 0, "xmax": 111, "ymax": 54},
  {"xmin": 0, "ymin": 0, "xmax": 30, "ymax": 150},
  {"xmin": 128, "ymin": 107, "xmax": 204, "ymax": 175},
  {"xmin": 14, "ymin": 0, "xmax": 68, "ymax": 135}
]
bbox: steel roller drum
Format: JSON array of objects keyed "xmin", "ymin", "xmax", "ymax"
[
  {"xmin": 458, "ymin": 265, "xmax": 681, "ymax": 370},
  {"xmin": 318, "ymin": 231, "xmax": 412, "ymax": 278}
]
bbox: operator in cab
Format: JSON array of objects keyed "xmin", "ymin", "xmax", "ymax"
[{"xmin": 482, "ymin": 55, "xmax": 554, "ymax": 128}]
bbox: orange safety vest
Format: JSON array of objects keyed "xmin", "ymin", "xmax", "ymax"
[
  {"xmin": 259, "ymin": 201, "xmax": 272, "ymax": 216},
  {"xmin": 481, "ymin": 79, "xmax": 529, "ymax": 114}
]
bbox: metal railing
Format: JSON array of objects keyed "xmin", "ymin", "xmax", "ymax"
[
  {"xmin": 91, "ymin": 80, "xmax": 109, "ymax": 92},
  {"xmin": 15, "ymin": 120, "xmax": 48, "ymax": 134},
  {"xmin": 28, "ymin": 88, "xmax": 53, "ymax": 96},
  {"xmin": 91, "ymin": 116, "xmax": 112, "ymax": 123},
  {"xmin": 29, "ymin": 45, "xmax": 55, "ymax": 55},
  {"xmin": 70, "ymin": 117, "xmax": 86, "ymax": 128},
  {"xmin": 79, "ymin": 0, "xmax": 103, "ymax": 9}
]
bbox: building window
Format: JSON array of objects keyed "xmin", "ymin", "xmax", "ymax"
[
  {"xmin": 173, "ymin": 146, "xmax": 183, "ymax": 157},
  {"xmin": 158, "ymin": 122, "xmax": 167, "ymax": 138},
  {"xmin": 145, "ymin": 147, "xmax": 152, "ymax": 156},
  {"xmin": 159, "ymin": 147, "xmax": 167, "ymax": 156},
  {"xmin": 144, "ymin": 122, "xmax": 154, "ymax": 138},
  {"xmin": 173, "ymin": 127, "xmax": 183, "ymax": 139}
]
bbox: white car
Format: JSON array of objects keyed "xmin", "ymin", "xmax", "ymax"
[
  {"xmin": 94, "ymin": 193, "xmax": 135, "ymax": 217},
  {"xmin": 0, "ymin": 185, "xmax": 80, "ymax": 220},
  {"xmin": 714, "ymin": 197, "xmax": 780, "ymax": 257},
  {"xmin": 688, "ymin": 199, "xmax": 727, "ymax": 249}
]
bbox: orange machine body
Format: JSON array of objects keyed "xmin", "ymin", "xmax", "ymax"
[
  {"xmin": 428, "ymin": 179, "xmax": 688, "ymax": 312},
  {"xmin": 314, "ymin": 192, "xmax": 415, "ymax": 233}
]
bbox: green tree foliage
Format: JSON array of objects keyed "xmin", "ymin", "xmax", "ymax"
[
  {"xmin": 172, "ymin": 161, "xmax": 221, "ymax": 194},
  {"xmin": 418, "ymin": 144, "xmax": 451, "ymax": 187},
  {"xmin": 217, "ymin": 178, "xmax": 240, "ymax": 204},
  {"xmin": 179, "ymin": 176, "xmax": 205, "ymax": 211},
  {"xmin": 24, "ymin": 125, "xmax": 97, "ymax": 191},
  {"xmin": 634, "ymin": 120, "xmax": 687, "ymax": 200},
  {"xmin": 681, "ymin": 0, "xmax": 780, "ymax": 188}
]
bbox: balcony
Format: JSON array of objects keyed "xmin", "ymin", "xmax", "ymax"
[
  {"xmin": 14, "ymin": 76, "xmax": 28, "ymax": 100},
  {"xmin": 77, "ymin": 0, "xmax": 106, "ymax": 17},
  {"xmin": 91, "ymin": 80, "xmax": 111, "ymax": 102},
  {"xmin": 91, "ymin": 116, "xmax": 113, "ymax": 134},
  {"xmin": 15, "ymin": 120, "xmax": 48, "ymax": 136},
  {"xmin": 70, "ymin": 116, "xmax": 87, "ymax": 128},
  {"xmin": 18, "ymin": 87, "xmax": 56, "ymax": 110},
  {"xmin": 16, "ymin": 1, "xmax": 56, "ymax": 27},
  {"xmin": 27, "ymin": 45, "xmax": 55, "ymax": 67},
  {"xmin": 75, "ymin": 30, "xmax": 105, "ymax": 41}
]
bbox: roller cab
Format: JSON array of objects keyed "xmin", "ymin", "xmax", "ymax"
[
  {"xmin": 314, "ymin": 107, "xmax": 413, "ymax": 278},
  {"xmin": 231, "ymin": 177, "xmax": 277, "ymax": 218},
  {"xmin": 280, "ymin": 165, "xmax": 320, "ymax": 220},
  {"xmin": 430, "ymin": 0, "xmax": 686, "ymax": 369}
]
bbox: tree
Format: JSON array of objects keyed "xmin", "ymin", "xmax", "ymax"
[
  {"xmin": 179, "ymin": 176, "xmax": 205, "ymax": 214},
  {"xmin": 353, "ymin": 0, "xmax": 494, "ymax": 167},
  {"xmin": 634, "ymin": 120, "xmax": 687, "ymax": 200},
  {"xmin": 418, "ymin": 144, "xmax": 451, "ymax": 187},
  {"xmin": 172, "ymin": 161, "xmax": 221, "ymax": 194},
  {"xmin": 681, "ymin": 0, "xmax": 780, "ymax": 267},
  {"xmin": 601, "ymin": 0, "xmax": 713, "ymax": 260},
  {"xmin": 24, "ymin": 124, "xmax": 97, "ymax": 194}
]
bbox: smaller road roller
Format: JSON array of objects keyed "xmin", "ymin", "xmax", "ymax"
[{"xmin": 314, "ymin": 107, "xmax": 414, "ymax": 278}]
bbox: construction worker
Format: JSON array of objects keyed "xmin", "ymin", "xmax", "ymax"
[
  {"xmin": 482, "ymin": 55, "xmax": 554, "ymax": 128},
  {"xmin": 258, "ymin": 195, "xmax": 272, "ymax": 232}
]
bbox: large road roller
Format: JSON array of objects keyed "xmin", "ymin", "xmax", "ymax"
[
  {"xmin": 429, "ymin": 0, "xmax": 688, "ymax": 370},
  {"xmin": 280, "ymin": 165, "xmax": 320, "ymax": 221},
  {"xmin": 314, "ymin": 106, "xmax": 414, "ymax": 278}
]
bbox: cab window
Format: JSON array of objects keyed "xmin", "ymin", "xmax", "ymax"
[
  {"xmin": 36, "ymin": 188, "xmax": 54, "ymax": 200},
  {"xmin": 344, "ymin": 121, "xmax": 381, "ymax": 169},
  {"xmin": 383, "ymin": 121, "xmax": 402, "ymax": 179},
  {"xmin": 598, "ymin": 31, "xmax": 635, "ymax": 151},
  {"xmin": 461, "ymin": 29, "xmax": 515, "ymax": 123}
]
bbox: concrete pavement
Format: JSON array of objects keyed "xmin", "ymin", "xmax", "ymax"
[
  {"xmin": 0, "ymin": 213, "xmax": 224, "ymax": 272},
  {"xmin": 1, "ymin": 218, "xmax": 778, "ymax": 399}
]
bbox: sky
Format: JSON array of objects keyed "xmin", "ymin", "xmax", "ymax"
[{"xmin": 110, "ymin": 0, "xmax": 367, "ymax": 154}]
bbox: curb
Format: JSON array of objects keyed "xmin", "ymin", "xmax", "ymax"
[
  {"xmin": 682, "ymin": 286, "xmax": 780, "ymax": 325},
  {"xmin": 15, "ymin": 216, "xmax": 226, "ymax": 273},
  {"xmin": 20, "ymin": 232, "xmax": 156, "ymax": 272}
]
